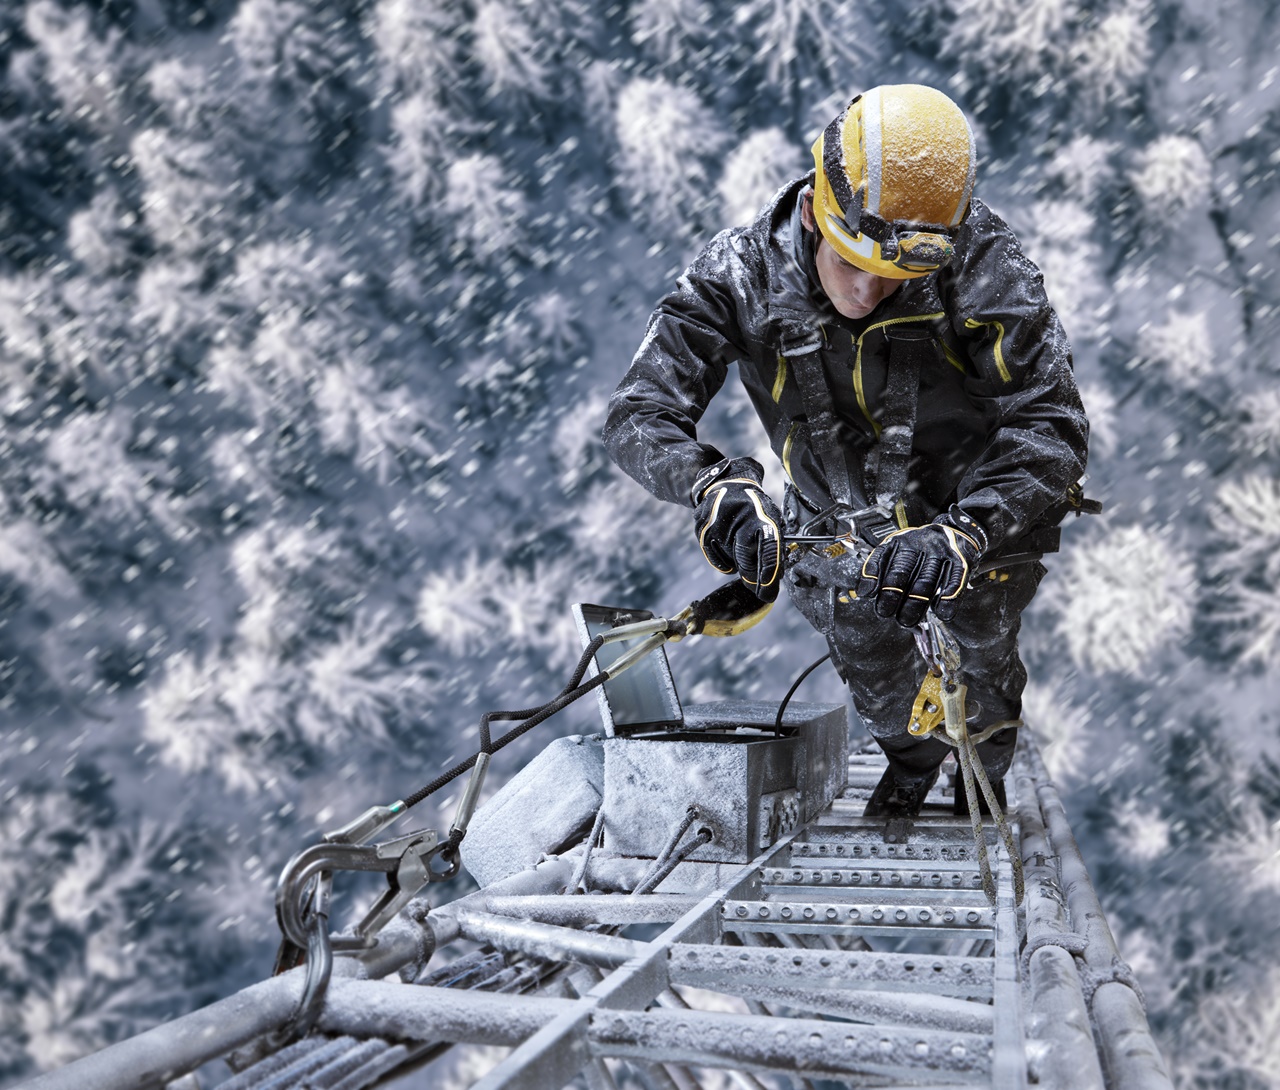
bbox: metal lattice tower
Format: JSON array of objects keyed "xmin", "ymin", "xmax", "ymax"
[{"xmin": 21, "ymin": 730, "xmax": 1171, "ymax": 1090}]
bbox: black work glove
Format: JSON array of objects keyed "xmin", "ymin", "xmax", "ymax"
[
  {"xmin": 854, "ymin": 508, "xmax": 987, "ymax": 628},
  {"xmin": 692, "ymin": 458, "xmax": 783, "ymax": 603}
]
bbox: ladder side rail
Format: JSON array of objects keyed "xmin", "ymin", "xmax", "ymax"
[
  {"xmin": 1014, "ymin": 743, "xmax": 1105, "ymax": 1090},
  {"xmin": 1024, "ymin": 738, "xmax": 1173, "ymax": 1090}
]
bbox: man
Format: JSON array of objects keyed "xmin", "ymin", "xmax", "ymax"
[{"xmin": 602, "ymin": 85, "xmax": 1089, "ymax": 826}]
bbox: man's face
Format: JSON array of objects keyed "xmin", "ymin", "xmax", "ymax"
[{"xmin": 801, "ymin": 191, "xmax": 903, "ymax": 320}]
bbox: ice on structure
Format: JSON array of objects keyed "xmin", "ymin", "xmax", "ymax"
[{"xmin": 460, "ymin": 735, "xmax": 605, "ymax": 888}]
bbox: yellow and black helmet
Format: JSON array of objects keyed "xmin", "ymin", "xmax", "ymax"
[{"xmin": 811, "ymin": 85, "xmax": 977, "ymax": 279}]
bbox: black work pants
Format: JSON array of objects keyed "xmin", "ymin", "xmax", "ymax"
[{"xmin": 783, "ymin": 537, "xmax": 1044, "ymax": 785}]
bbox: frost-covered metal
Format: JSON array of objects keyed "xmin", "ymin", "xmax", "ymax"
[{"xmin": 19, "ymin": 717, "xmax": 1171, "ymax": 1090}]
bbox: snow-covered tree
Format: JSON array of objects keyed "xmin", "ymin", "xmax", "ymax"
[
  {"xmin": 38, "ymin": 408, "xmax": 185, "ymax": 536},
  {"xmin": 734, "ymin": 0, "xmax": 871, "ymax": 92},
  {"xmin": 1238, "ymin": 386, "xmax": 1280, "ymax": 458},
  {"xmin": 1051, "ymin": 524, "xmax": 1195, "ymax": 675},
  {"xmin": 630, "ymin": 0, "xmax": 712, "ymax": 67},
  {"xmin": 66, "ymin": 189, "xmax": 138, "ymax": 276},
  {"xmin": 1046, "ymin": 135, "xmax": 1117, "ymax": 205},
  {"xmin": 612, "ymin": 76, "xmax": 727, "ymax": 238},
  {"xmin": 1139, "ymin": 308, "xmax": 1213, "ymax": 388},
  {"xmin": 1110, "ymin": 798, "xmax": 1171, "ymax": 863},
  {"xmin": 1068, "ymin": 2, "xmax": 1151, "ymax": 112},
  {"xmin": 1129, "ymin": 135, "xmax": 1213, "ymax": 223},
  {"xmin": 471, "ymin": 0, "xmax": 552, "ymax": 101},
  {"xmin": 1208, "ymin": 474, "xmax": 1280, "ymax": 665},
  {"xmin": 229, "ymin": 0, "xmax": 364, "ymax": 147},
  {"xmin": 1214, "ymin": 798, "xmax": 1280, "ymax": 894},
  {"xmin": 442, "ymin": 153, "xmax": 532, "ymax": 262},
  {"xmin": 369, "ymin": 0, "xmax": 467, "ymax": 101},
  {"xmin": 717, "ymin": 128, "xmax": 804, "ymax": 228},
  {"xmin": 1197, "ymin": 969, "xmax": 1280, "ymax": 1087},
  {"xmin": 313, "ymin": 359, "xmax": 435, "ymax": 482},
  {"xmin": 942, "ymin": 0, "xmax": 1077, "ymax": 89},
  {"xmin": 129, "ymin": 129, "xmax": 241, "ymax": 257},
  {"xmin": 1020, "ymin": 677, "xmax": 1094, "ymax": 783},
  {"xmin": 1019, "ymin": 198, "xmax": 1108, "ymax": 340},
  {"xmin": 24, "ymin": 1, "xmax": 130, "ymax": 135},
  {"xmin": 1078, "ymin": 380, "xmax": 1120, "ymax": 459},
  {"xmin": 296, "ymin": 611, "xmax": 435, "ymax": 747},
  {"xmin": 385, "ymin": 91, "xmax": 461, "ymax": 212},
  {"xmin": 417, "ymin": 553, "xmax": 508, "ymax": 656}
]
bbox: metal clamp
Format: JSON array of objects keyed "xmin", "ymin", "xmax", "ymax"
[{"xmin": 275, "ymin": 825, "xmax": 449, "ymax": 954}]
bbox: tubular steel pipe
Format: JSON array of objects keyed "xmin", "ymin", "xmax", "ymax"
[
  {"xmin": 1025, "ymin": 946, "xmax": 1106, "ymax": 1090},
  {"xmin": 453, "ymin": 909, "xmax": 645, "ymax": 969},
  {"xmin": 589, "ymin": 1007, "xmax": 993, "ymax": 1081},
  {"xmin": 1024, "ymin": 740, "xmax": 1174, "ymax": 1090},
  {"xmin": 17, "ymin": 973, "xmax": 305, "ymax": 1090},
  {"xmin": 313, "ymin": 980, "xmax": 575, "ymax": 1046}
]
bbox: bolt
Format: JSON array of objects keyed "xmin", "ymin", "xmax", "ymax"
[
  {"xmin": 872, "ymin": 908, "xmax": 884, "ymax": 921},
  {"xmin": 758, "ymin": 906, "xmax": 770, "ymax": 918},
  {"xmin": 894, "ymin": 909, "xmax": 907, "ymax": 921},
  {"xmin": 919, "ymin": 910, "xmax": 931, "ymax": 922},
  {"xmin": 826, "ymin": 908, "xmax": 838, "ymax": 920},
  {"xmin": 967, "ymin": 911, "xmax": 980, "ymax": 923},
  {"xmin": 781, "ymin": 906, "xmax": 793, "ymax": 919},
  {"xmin": 736, "ymin": 905, "xmax": 748, "ymax": 917},
  {"xmin": 803, "ymin": 907, "xmax": 815, "ymax": 919}
]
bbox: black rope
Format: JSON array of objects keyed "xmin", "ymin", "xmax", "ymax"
[
  {"xmin": 774, "ymin": 653, "xmax": 832, "ymax": 733},
  {"xmin": 476, "ymin": 635, "xmax": 606, "ymax": 753},
  {"xmin": 402, "ymin": 636, "xmax": 609, "ymax": 811}
]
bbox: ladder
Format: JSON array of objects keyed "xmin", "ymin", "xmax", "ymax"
[{"xmin": 19, "ymin": 736, "xmax": 1172, "ymax": 1090}]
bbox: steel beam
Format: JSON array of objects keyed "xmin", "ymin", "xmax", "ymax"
[
  {"xmin": 588, "ymin": 1007, "xmax": 992, "ymax": 1082},
  {"xmin": 667, "ymin": 944, "xmax": 993, "ymax": 1000},
  {"xmin": 314, "ymin": 981, "xmax": 575, "ymax": 1045},
  {"xmin": 483, "ymin": 894, "xmax": 700, "ymax": 926},
  {"xmin": 453, "ymin": 909, "xmax": 645, "ymax": 969},
  {"xmin": 762, "ymin": 864, "xmax": 984, "ymax": 890},
  {"xmin": 721, "ymin": 898, "xmax": 994, "ymax": 932}
]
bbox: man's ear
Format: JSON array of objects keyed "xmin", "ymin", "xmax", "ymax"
[{"xmin": 799, "ymin": 187, "xmax": 816, "ymax": 232}]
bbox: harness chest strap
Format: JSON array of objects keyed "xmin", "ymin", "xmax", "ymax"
[{"xmin": 776, "ymin": 315, "xmax": 933, "ymax": 537}]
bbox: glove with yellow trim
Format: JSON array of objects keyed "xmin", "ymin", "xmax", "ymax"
[
  {"xmin": 854, "ymin": 508, "xmax": 987, "ymax": 627},
  {"xmin": 691, "ymin": 458, "xmax": 783, "ymax": 603}
]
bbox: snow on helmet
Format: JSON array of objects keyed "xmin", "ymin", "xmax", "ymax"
[{"xmin": 810, "ymin": 85, "xmax": 976, "ymax": 279}]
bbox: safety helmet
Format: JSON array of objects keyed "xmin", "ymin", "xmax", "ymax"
[{"xmin": 810, "ymin": 85, "xmax": 976, "ymax": 279}]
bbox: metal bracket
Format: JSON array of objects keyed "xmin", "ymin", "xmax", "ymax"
[{"xmin": 275, "ymin": 826, "xmax": 448, "ymax": 953}]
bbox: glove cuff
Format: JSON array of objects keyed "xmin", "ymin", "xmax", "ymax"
[
  {"xmin": 933, "ymin": 506, "xmax": 988, "ymax": 556},
  {"xmin": 690, "ymin": 456, "xmax": 766, "ymax": 505}
]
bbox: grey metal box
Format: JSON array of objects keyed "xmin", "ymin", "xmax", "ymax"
[{"xmin": 601, "ymin": 701, "xmax": 847, "ymax": 864}]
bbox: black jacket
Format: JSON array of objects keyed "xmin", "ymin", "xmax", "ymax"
[{"xmin": 602, "ymin": 178, "xmax": 1089, "ymax": 557}]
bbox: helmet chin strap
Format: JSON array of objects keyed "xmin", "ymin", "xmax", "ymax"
[{"xmin": 797, "ymin": 189, "xmax": 832, "ymax": 314}]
